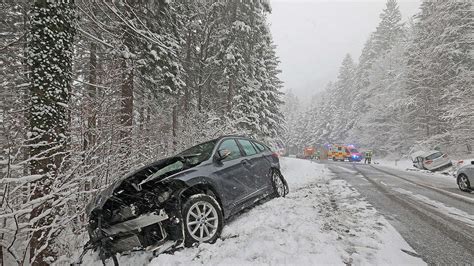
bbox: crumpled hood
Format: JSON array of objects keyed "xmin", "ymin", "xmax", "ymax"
[{"xmin": 85, "ymin": 157, "xmax": 182, "ymax": 216}]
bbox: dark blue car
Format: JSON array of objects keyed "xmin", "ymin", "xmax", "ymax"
[{"xmin": 83, "ymin": 135, "xmax": 288, "ymax": 263}]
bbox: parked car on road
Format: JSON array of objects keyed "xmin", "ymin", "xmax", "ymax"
[
  {"xmin": 456, "ymin": 161, "xmax": 473, "ymax": 192},
  {"xmin": 411, "ymin": 150, "xmax": 452, "ymax": 171},
  {"xmin": 83, "ymin": 135, "xmax": 288, "ymax": 263}
]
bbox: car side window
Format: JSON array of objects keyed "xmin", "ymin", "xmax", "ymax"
[
  {"xmin": 218, "ymin": 139, "xmax": 242, "ymax": 161},
  {"xmin": 252, "ymin": 141, "xmax": 266, "ymax": 153},
  {"xmin": 238, "ymin": 139, "xmax": 258, "ymax": 156}
]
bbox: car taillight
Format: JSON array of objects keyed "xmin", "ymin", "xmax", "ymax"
[
  {"xmin": 272, "ymin": 152, "xmax": 279, "ymax": 159},
  {"xmin": 425, "ymin": 160, "xmax": 433, "ymax": 164}
]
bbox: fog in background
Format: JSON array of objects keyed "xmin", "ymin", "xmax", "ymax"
[{"xmin": 269, "ymin": 0, "xmax": 421, "ymax": 100}]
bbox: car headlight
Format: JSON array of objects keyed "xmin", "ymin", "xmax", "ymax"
[{"xmin": 157, "ymin": 191, "xmax": 170, "ymax": 203}]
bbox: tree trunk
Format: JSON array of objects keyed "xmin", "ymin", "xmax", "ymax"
[
  {"xmin": 183, "ymin": 30, "xmax": 192, "ymax": 112},
  {"xmin": 120, "ymin": 58, "xmax": 134, "ymax": 143},
  {"xmin": 227, "ymin": 76, "xmax": 234, "ymax": 113},
  {"xmin": 28, "ymin": 0, "xmax": 75, "ymax": 264},
  {"xmin": 83, "ymin": 41, "xmax": 97, "ymax": 192},
  {"xmin": 84, "ymin": 41, "xmax": 97, "ymax": 152},
  {"xmin": 172, "ymin": 105, "xmax": 178, "ymax": 138}
]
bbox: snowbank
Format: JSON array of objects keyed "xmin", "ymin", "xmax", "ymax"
[{"xmin": 76, "ymin": 158, "xmax": 424, "ymax": 265}]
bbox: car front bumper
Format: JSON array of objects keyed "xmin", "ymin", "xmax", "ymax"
[{"xmin": 87, "ymin": 208, "xmax": 183, "ymax": 262}]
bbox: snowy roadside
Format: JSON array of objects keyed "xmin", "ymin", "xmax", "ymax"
[{"xmin": 77, "ymin": 158, "xmax": 424, "ymax": 265}]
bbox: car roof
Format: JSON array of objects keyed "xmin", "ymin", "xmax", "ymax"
[
  {"xmin": 425, "ymin": 150, "xmax": 442, "ymax": 156},
  {"xmin": 411, "ymin": 150, "xmax": 443, "ymax": 158},
  {"xmin": 411, "ymin": 151, "xmax": 428, "ymax": 158},
  {"xmin": 216, "ymin": 134, "xmax": 249, "ymax": 140}
]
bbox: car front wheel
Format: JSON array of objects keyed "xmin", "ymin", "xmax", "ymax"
[
  {"xmin": 271, "ymin": 169, "xmax": 289, "ymax": 197},
  {"xmin": 457, "ymin": 174, "xmax": 472, "ymax": 192},
  {"xmin": 182, "ymin": 194, "xmax": 223, "ymax": 247}
]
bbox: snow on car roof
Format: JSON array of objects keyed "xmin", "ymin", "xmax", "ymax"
[
  {"xmin": 425, "ymin": 150, "xmax": 442, "ymax": 156},
  {"xmin": 410, "ymin": 151, "xmax": 428, "ymax": 159}
]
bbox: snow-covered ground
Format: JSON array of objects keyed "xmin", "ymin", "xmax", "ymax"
[{"xmin": 78, "ymin": 158, "xmax": 424, "ymax": 265}]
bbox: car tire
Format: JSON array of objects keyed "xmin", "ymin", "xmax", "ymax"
[
  {"xmin": 271, "ymin": 168, "xmax": 289, "ymax": 197},
  {"xmin": 182, "ymin": 194, "xmax": 223, "ymax": 247},
  {"xmin": 457, "ymin": 174, "xmax": 472, "ymax": 192}
]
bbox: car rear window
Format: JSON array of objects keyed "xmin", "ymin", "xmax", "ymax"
[
  {"xmin": 426, "ymin": 152, "xmax": 443, "ymax": 160},
  {"xmin": 238, "ymin": 139, "xmax": 258, "ymax": 156}
]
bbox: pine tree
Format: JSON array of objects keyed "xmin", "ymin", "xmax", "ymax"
[
  {"xmin": 227, "ymin": 1, "xmax": 284, "ymax": 139},
  {"xmin": 373, "ymin": 0, "xmax": 404, "ymax": 56},
  {"xmin": 331, "ymin": 54, "xmax": 355, "ymax": 142},
  {"xmin": 406, "ymin": 1, "xmax": 473, "ymax": 151}
]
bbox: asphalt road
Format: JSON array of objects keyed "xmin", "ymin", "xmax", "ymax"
[{"xmin": 321, "ymin": 160, "xmax": 474, "ymax": 265}]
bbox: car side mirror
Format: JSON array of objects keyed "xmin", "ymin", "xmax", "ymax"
[
  {"xmin": 215, "ymin": 149, "xmax": 231, "ymax": 162},
  {"xmin": 471, "ymin": 161, "xmax": 474, "ymax": 165}
]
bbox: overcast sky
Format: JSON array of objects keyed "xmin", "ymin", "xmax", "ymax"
[{"xmin": 268, "ymin": 0, "xmax": 421, "ymax": 100}]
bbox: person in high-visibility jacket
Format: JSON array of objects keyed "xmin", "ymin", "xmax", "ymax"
[{"xmin": 364, "ymin": 150, "xmax": 372, "ymax": 164}]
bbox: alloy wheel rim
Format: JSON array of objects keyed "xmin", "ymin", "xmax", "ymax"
[
  {"xmin": 273, "ymin": 172, "xmax": 285, "ymax": 196},
  {"xmin": 186, "ymin": 201, "xmax": 218, "ymax": 242},
  {"xmin": 459, "ymin": 176, "xmax": 468, "ymax": 189}
]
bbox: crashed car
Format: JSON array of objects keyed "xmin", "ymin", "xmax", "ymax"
[
  {"xmin": 82, "ymin": 135, "xmax": 289, "ymax": 263},
  {"xmin": 455, "ymin": 160, "xmax": 474, "ymax": 192},
  {"xmin": 410, "ymin": 150, "xmax": 452, "ymax": 171}
]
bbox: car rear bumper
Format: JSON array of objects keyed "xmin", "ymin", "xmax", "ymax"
[{"xmin": 426, "ymin": 161, "xmax": 453, "ymax": 171}]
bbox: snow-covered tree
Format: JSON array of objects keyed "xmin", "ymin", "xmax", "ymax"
[
  {"xmin": 406, "ymin": 1, "xmax": 473, "ymax": 152},
  {"xmin": 27, "ymin": 0, "xmax": 76, "ymax": 263}
]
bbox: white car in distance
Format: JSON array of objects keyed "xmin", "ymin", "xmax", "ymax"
[{"xmin": 411, "ymin": 150, "xmax": 452, "ymax": 171}]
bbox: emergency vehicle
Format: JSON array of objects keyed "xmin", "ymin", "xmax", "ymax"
[
  {"xmin": 303, "ymin": 147, "xmax": 316, "ymax": 159},
  {"xmin": 328, "ymin": 144, "xmax": 349, "ymax": 161},
  {"xmin": 346, "ymin": 145, "xmax": 363, "ymax": 162}
]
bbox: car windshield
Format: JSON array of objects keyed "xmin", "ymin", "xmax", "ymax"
[
  {"xmin": 425, "ymin": 152, "xmax": 443, "ymax": 160},
  {"xmin": 178, "ymin": 140, "xmax": 217, "ymax": 166},
  {"xmin": 350, "ymin": 149, "xmax": 358, "ymax": 153}
]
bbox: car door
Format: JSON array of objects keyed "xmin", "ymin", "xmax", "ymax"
[
  {"xmin": 252, "ymin": 141, "xmax": 275, "ymax": 188},
  {"xmin": 236, "ymin": 139, "xmax": 272, "ymax": 194},
  {"xmin": 467, "ymin": 166, "xmax": 474, "ymax": 181},
  {"xmin": 212, "ymin": 138, "xmax": 254, "ymax": 209}
]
